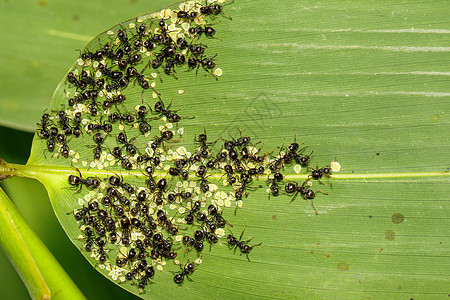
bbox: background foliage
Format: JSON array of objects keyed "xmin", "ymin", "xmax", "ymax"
[{"xmin": 0, "ymin": 0, "xmax": 449, "ymax": 299}]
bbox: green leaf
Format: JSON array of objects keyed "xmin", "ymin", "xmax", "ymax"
[{"xmin": 2, "ymin": 0, "xmax": 450, "ymax": 299}]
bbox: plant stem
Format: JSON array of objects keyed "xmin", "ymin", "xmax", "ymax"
[{"xmin": 0, "ymin": 186, "xmax": 85, "ymax": 300}]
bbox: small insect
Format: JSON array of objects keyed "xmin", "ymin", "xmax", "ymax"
[
  {"xmin": 67, "ymin": 72, "xmax": 87, "ymax": 90},
  {"xmin": 138, "ymin": 266, "xmax": 155, "ymax": 290},
  {"xmin": 87, "ymin": 120, "xmax": 112, "ymax": 133},
  {"xmin": 95, "ymin": 237, "xmax": 107, "ymax": 263},
  {"xmin": 37, "ymin": 113, "xmax": 51, "ymax": 139},
  {"xmin": 153, "ymin": 178, "xmax": 168, "ymax": 206},
  {"xmin": 136, "ymin": 105, "xmax": 152, "ymax": 134},
  {"xmin": 83, "ymin": 226, "xmax": 94, "ymax": 251},
  {"xmin": 268, "ymin": 172, "xmax": 283, "ymax": 197},
  {"xmin": 116, "ymin": 246, "xmax": 137, "ymax": 267},
  {"xmin": 108, "ymin": 175, "xmax": 135, "ymax": 194},
  {"xmin": 108, "ymin": 112, "xmax": 135, "ymax": 124},
  {"xmin": 184, "ymin": 200, "xmax": 201, "ymax": 224},
  {"xmin": 111, "ymin": 147, "xmax": 133, "ymax": 170},
  {"xmin": 97, "ymin": 63, "xmax": 123, "ymax": 81},
  {"xmin": 102, "ymin": 94, "xmax": 126, "ymax": 109},
  {"xmin": 72, "ymin": 112, "xmax": 82, "ymax": 138},
  {"xmin": 120, "ymin": 216, "xmax": 132, "ymax": 246},
  {"xmin": 187, "ymin": 56, "xmax": 217, "ymax": 78},
  {"xmin": 68, "ymin": 170, "xmax": 100, "ymax": 193},
  {"xmin": 92, "ymin": 133, "xmax": 105, "ymax": 160},
  {"xmin": 117, "ymin": 132, "xmax": 137, "ymax": 155},
  {"xmin": 176, "ymin": 9, "xmax": 197, "ymax": 21},
  {"xmin": 188, "ymin": 26, "xmax": 216, "ymax": 38},
  {"xmin": 152, "ymin": 99, "xmax": 182, "ymax": 123},
  {"xmin": 173, "ymin": 262, "xmax": 196, "ymax": 284},
  {"xmin": 227, "ymin": 227, "xmax": 262, "ymax": 262},
  {"xmin": 167, "ymin": 191, "xmax": 192, "ymax": 203},
  {"xmin": 150, "ymin": 130, "xmax": 174, "ymax": 150},
  {"xmin": 309, "ymin": 165, "xmax": 332, "ymax": 183},
  {"xmin": 285, "ymin": 181, "xmax": 325, "ymax": 214}
]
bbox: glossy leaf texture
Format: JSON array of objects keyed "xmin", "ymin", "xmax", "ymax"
[{"xmin": 24, "ymin": 0, "xmax": 450, "ymax": 299}]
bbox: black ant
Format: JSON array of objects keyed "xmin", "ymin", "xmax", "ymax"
[
  {"xmin": 199, "ymin": 3, "xmax": 229, "ymax": 19},
  {"xmin": 56, "ymin": 133, "xmax": 70, "ymax": 158},
  {"xmin": 268, "ymin": 172, "xmax": 283, "ymax": 197},
  {"xmin": 152, "ymin": 99, "xmax": 182, "ymax": 123},
  {"xmin": 97, "ymin": 63, "xmax": 122, "ymax": 81},
  {"xmin": 133, "ymin": 23, "xmax": 147, "ymax": 50},
  {"xmin": 177, "ymin": 9, "xmax": 197, "ymax": 21},
  {"xmin": 227, "ymin": 227, "xmax": 262, "ymax": 262},
  {"xmin": 108, "ymin": 112, "xmax": 135, "ymax": 124},
  {"xmin": 102, "ymin": 94, "xmax": 126, "ymax": 109},
  {"xmin": 188, "ymin": 26, "xmax": 216, "ymax": 38},
  {"xmin": 116, "ymin": 246, "xmax": 137, "ymax": 267},
  {"xmin": 196, "ymin": 165, "xmax": 210, "ymax": 192},
  {"xmin": 87, "ymin": 120, "xmax": 112, "ymax": 133},
  {"xmin": 117, "ymin": 28, "xmax": 132, "ymax": 52},
  {"xmin": 144, "ymin": 166, "xmax": 157, "ymax": 191},
  {"xmin": 235, "ymin": 172, "xmax": 252, "ymax": 200},
  {"xmin": 168, "ymin": 166, "xmax": 189, "ymax": 180},
  {"xmin": 68, "ymin": 170, "xmax": 100, "ymax": 193},
  {"xmin": 108, "ymin": 175, "xmax": 135, "ymax": 193},
  {"xmin": 206, "ymin": 151, "xmax": 227, "ymax": 169},
  {"xmin": 131, "ymin": 218, "xmax": 153, "ymax": 241},
  {"xmin": 70, "ymin": 200, "xmax": 98, "ymax": 221},
  {"xmin": 153, "ymin": 178, "xmax": 168, "ymax": 205},
  {"xmin": 58, "ymin": 111, "xmax": 72, "ymax": 135},
  {"xmin": 151, "ymin": 130, "xmax": 174, "ymax": 150},
  {"xmin": 207, "ymin": 204, "xmax": 227, "ymax": 228},
  {"xmin": 67, "ymin": 72, "xmax": 87, "ymax": 90},
  {"xmin": 184, "ymin": 200, "xmax": 201, "ymax": 224},
  {"xmin": 117, "ymin": 53, "xmax": 142, "ymax": 70},
  {"xmin": 194, "ymin": 130, "xmax": 216, "ymax": 158},
  {"xmin": 156, "ymin": 209, "xmax": 178, "ymax": 235},
  {"xmin": 37, "ymin": 113, "xmax": 51, "ymax": 139},
  {"xmin": 131, "ymin": 190, "xmax": 147, "ymax": 215},
  {"xmin": 125, "ymin": 258, "xmax": 147, "ymax": 281},
  {"xmin": 92, "ymin": 133, "xmax": 105, "ymax": 160},
  {"xmin": 82, "ymin": 226, "xmax": 94, "ymax": 251},
  {"xmin": 120, "ymin": 216, "xmax": 132, "ymax": 246},
  {"xmin": 309, "ymin": 165, "xmax": 332, "ymax": 183},
  {"xmin": 111, "ymin": 147, "xmax": 133, "ymax": 170},
  {"xmin": 173, "ymin": 262, "xmax": 196, "ymax": 284},
  {"xmin": 138, "ymin": 266, "xmax": 155, "ymax": 290},
  {"xmin": 285, "ymin": 181, "xmax": 325, "ymax": 215},
  {"xmin": 223, "ymin": 164, "xmax": 237, "ymax": 184},
  {"xmin": 167, "ymin": 191, "xmax": 192, "ymax": 203},
  {"xmin": 95, "ymin": 237, "xmax": 107, "ymax": 263},
  {"xmin": 187, "ymin": 56, "xmax": 216, "ymax": 78},
  {"xmin": 73, "ymin": 112, "xmax": 82, "ymax": 138},
  {"xmin": 117, "ymin": 132, "xmax": 137, "ymax": 155},
  {"xmin": 136, "ymin": 105, "xmax": 152, "ymax": 134},
  {"xmin": 194, "ymin": 228, "xmax": 218, "ymax": 245}
]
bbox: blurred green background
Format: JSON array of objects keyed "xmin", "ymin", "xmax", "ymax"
[{"xmin": 0, "ymin": 0, "xmax": 174, "ymax": 298}]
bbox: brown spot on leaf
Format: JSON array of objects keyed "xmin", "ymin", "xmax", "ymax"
[
  {"xmin": 385, "ymin": 230, "xmax": 395, "ymax": 241},
  {"xmin": 337, "ymin": 262, "xmax": 349, "ymax": 271},
  {"xmin": 392, "ymin": 213, "xmax": 404, "ymax": 224}
]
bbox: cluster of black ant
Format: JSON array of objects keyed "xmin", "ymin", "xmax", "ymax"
[{"xmin": 32, "ymin": 0, "xmax": 338, "ymax": 294}]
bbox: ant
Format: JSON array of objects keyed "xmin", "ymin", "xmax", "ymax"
[
  {"xmin": 268, "ymin": 172, "xmax": 283, "ymax": 197},
  {"xmin": 117, "ymin": 53, "xmax": 142, "ymax": 70},
  {"xmin": 108, "ymin": 175, "xmax": 134, "ymax": 194},
  {"xmin": 188, "ymin": 26, "xmax": 216, "ymax": 38},
  {"xmin": 95, "ymin": 237, "xmax": 107, "ymax": 263},
  {"xmin": 136, "ymin": 105, "xmax": 152, "ymax": 134},
  {"xmin": 151, "ymin": 130, "xmax": 174, "ymax": 150},
  {"xmin": 167, "ymin": 191, "xmax": 192, "ymax": 203},
  {"xmin": 82, "ymin": 226, "xmax": 94, "ymax": 251},
  {"xmin": 196, "ymin": 165, "xmax": 210, "ymax": 192},
  {"xmin": 154, "ymin": 178, "xmax": 168, "ymax": 206},
  {"xmin": 45, "ymin": 127, "xmax": 58, "ymax": 152},
  {"xmin": 68, "ymin": 170, "xmax": 100, "ymax": 193},
  {"xmin": 207, "ymin": 204, "xmax": 227, "ymax": 228},
  {"xmin": 111, "ymin": 147, "xmax": 133, "ymax": 170},
  {"xmin": 137, "ymin": 154, "xmax": 160, "ymax": 166},
  {"xmin": 235, "ymin": 173, "xmax": 252, "ymax": 200},
  {"xmin": 206, "ymin": 151, "xmax": 227, "ymax": 169},
  {"xmin": 131, "ymin": 218, "xmax": 153, "ymax": 241},
  {"xmin": 133, "ymin": 23, "xmax": 147, "ymax": 50},
  {"xmin": 56, "ymin": 133, "xmax": 70, "ymax": 158},
  {"xmin": 72, "ymin": 112, "xmax": 82, "ymax": 138},
  {"xmin": 194, "ymin": 130, "xmax": 216, "ymax": 158},
  {"xmin": 194, "ymin": 228, "xmax": 218, "ymax": 246},
  {"xmin": 173, "ymin": 262, "xmax": 196, "ymax": 284},
  {"xmin": 58, "ymin": 111, "xmax": 72, "ymax": 135},
  {"xmin": 120, "ymin": 216, "xmax": 132, "ymax": 246},
  {"xmin": 152, "ymin": 99, "xmax": 181, "ymax": 123},
  {"xmin": 144, "ymin": 166, "xmax": 157, "ymax": 191},
  {"xmin": 67, "ymin": 72, "xmax": 87, "ymax": 90},
  {"xmin": 138, "ymin": 266, "xmax": 155, "ymax": 290},
  {"xmin": 223, "ymin": 164, "xmax": 237, "ymax": 184},
  {"xmin": 168, "ymin": 166, "xmax": 188, "ymax": 180},
  {"xmin": 163, "ymin": 54, "xmax": 186, "ymax": 77},
  {"xmin": 70, "ymin": 200, "xmax": 98, "ymax": 221},
  {"xmin": 117, "ymin": 132, "xmax": 137, "ymax": 155},
  {"xmin": 102, "ymin": 94, "xmax": 126, "ymax": 109},
  {"xmin": 156, "ymin": 209, "xmax": 178, "ymax": 235},
  {"xmin": 108, "ymin": 112, "xmax": 135, "ymax": 124},
  {"xmin": 87, "ymin": 120, "xmax": 112, "ymax": 133},
  {"xmin": 227, "ymin": 227, "xmax": 262, "ymax": 262},
  {"xmin": 131, "ymin": 190, "xmax": 147, "ymax": 215},
  {"xmin": 187, "ymin": 56, "xmax": 216, "ymax": 78},
  {"xmin": 184, "ymin": 200, "xmax": 201, "ymax": 224},
  {"xmin": 117, "ymin": 28, "xmax": 132, "ymax": 52},
  {"xmin": 92, "ymin": 133, "xmax": 105, "ymax": 160},
  {"xmin": 116, "ymin": 246, "xmax": 137, "ymax": 267},
  {"xmin": 309, "ymin": 165, "xmax": 332, "ymax": 183},
  {"xmin": 176, "ymin": 9, "xmax": 197, "ymax": 21},
  {"xmin": 37, "ymin": 113, "xmax": 51, "ymax": 139},
  {"xmin": 285, "ymin": 181, "xmax": 325, "ymax": 215}
]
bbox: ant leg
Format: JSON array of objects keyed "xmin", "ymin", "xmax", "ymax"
[{"xmin": 288, "ymin": 191, "xmax": 299, "ymax": 204}]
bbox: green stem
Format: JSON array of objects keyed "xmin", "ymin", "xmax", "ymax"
[
  {"xmin": 1, "ymin": 160, "xmax": 449, "ymax": 182},
  {"xmin": 0, "ymin": 187, "xmax": 85, "ymax": 300}
]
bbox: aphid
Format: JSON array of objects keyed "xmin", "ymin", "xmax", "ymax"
[
  {"xmin": 68, "ymin": 170, "xmax": 100, "ymax": 193},
  {"xmin": 227, "ymin": 227, "xmax": 262, "ymax": 262},
  {"xmin": 117, "ymin": 132, "xmax": 137, "ymax": 155},
  {"xmin": 173, "ymin": 262, "xmax": 196, "ymax": 284}
]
